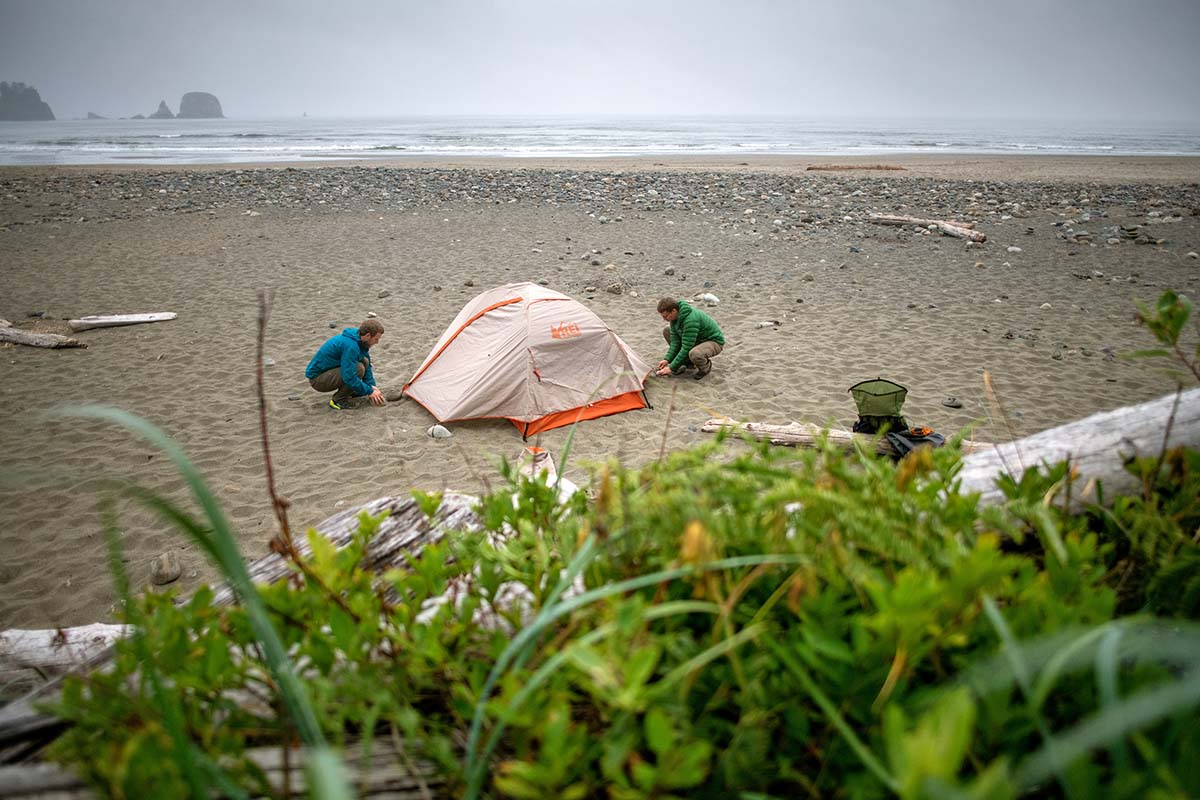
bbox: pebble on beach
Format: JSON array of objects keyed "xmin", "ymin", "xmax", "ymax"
[{"xmin": 151, "ymin": 550, "xmax": 182, "ymax": 585}]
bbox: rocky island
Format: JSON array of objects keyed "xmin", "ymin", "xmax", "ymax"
[
  {"xmin": 148, "ymin": 100, "xmax": 174, "ymax": 119},
  {"xmin": 0, "ymin": 81, "xmax": 55, "ymax": 121},
  {"xmin": 177, "ymin": 91, "xmax": 224, "ymax": 118}
]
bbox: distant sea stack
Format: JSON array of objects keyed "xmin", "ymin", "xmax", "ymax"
[
  {"xmin": 149, "ymin": 100, "xmax": 175, "ymax": 119},
  {"xmin": 86, "ymin": 112, "xmax": 107, "ymax": 120},
  {"xmin": 0, "ymin": 81, "xmax": 55, "ymax": 121},
  {"xmin": 177, "ymin": 91, "xmax": 224, "ymax": 119}
]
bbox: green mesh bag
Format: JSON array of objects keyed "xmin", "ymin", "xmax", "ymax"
[{"xmin": 848, "ymin": 378, "xmax": 908, "ymax": 434}]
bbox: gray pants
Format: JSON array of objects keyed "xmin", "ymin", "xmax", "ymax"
[
  {"xmin": 663, "ymin": 327, "xmax": 723, "ymax": 374},
  {"xmin": 308, "ymin": 362, "xmax": 365, "ymax": 404}
]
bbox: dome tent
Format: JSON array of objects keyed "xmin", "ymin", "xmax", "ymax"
[{"xmin": 403, "ymin": 283, "xmax": 652, "ymax": 437}]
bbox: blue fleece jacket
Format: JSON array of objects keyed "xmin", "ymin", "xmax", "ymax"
[{"xmin": 305, "ymin": 328, "xmax": 376, "ymax": 396}]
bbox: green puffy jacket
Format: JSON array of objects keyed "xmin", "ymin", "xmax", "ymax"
[{"xmin": 665, "ymin": 301, "xmax": 725, "ymax": 372}]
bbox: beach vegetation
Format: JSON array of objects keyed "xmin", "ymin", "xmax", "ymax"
[{"xmin": 39, "ymin": 291, "xmax": 1200, "ymax": 798}]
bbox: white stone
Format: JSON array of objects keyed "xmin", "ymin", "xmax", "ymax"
[
  {"xmin": 426, "ymin": 424, "xmax": 452, "ymax": 439},
  {"xmin": 1040, "ymin": 303, "xmax": 1053, "ymax": 309},
  {"xmin": 1187, "ymin": 252, "xmax": 1199, "ymax": 260},
  {"xmin": 1007, "ymin": 246, "xmax": 1022, "ymax": 253}
]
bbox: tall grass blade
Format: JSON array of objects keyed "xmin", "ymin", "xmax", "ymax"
[
  {"xmin": 100, "ymin": 497, "xmax": 215, "ymax": 799},
  {"xmin": 1014, "ymin": 668, "xmax": 1200, "ymax": 789},
  {"xmin": 53, "ymin": 406, "xmax": 352, "ymax": 800}
]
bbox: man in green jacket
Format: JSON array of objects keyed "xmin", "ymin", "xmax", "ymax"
[{"xmin": 656, "ymin": 297, "xmax": 725, "ymax": 380}]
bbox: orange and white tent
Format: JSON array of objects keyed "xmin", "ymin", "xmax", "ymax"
[{"xmin": 403, "ymin": 282, "xmax": 652, "ymax": 437}]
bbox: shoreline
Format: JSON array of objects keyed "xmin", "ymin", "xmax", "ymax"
[{"xmin": 3, "ymin": 153, "xmax": 1200, "ymax": 184}]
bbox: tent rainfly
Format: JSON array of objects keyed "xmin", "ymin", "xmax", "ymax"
[{"xmin": 403, "ymin": 282, "xmax": 652, "ymax": 437}]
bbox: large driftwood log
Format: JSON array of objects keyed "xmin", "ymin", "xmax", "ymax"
[
  {"xmin": 0, "ymin": 327, "xmax": 86, "ymax": 350},
  {"xmin": 211, "ymin": 491, "xmax": 480, "ymax": 607},
  {"xmin": 869, "ymin": 213, "xmax": 987, "ymax": 242},
  {"xmin": 699, "ymin": 419, "xmax": 991, "ymax": 456},
  {"xmin": 957, "ymin": 387, "xmax": 1200, "ymax": 507}
]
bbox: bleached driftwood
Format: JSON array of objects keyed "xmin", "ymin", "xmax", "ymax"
[
  {"xmin": 0, "ymin": 624, "xmax": 129, "ymax": 680},
  {"xmin": 957, "ymin": 386, "xmax": 1200, "ymax": 507},
  {"xmin": 210, "ymin": 491, "xmax": 480, "ymax": 607},
  {"xmin": 700, "ymin": 419, "xmax": 991, "ymax": 456},
  {"xmin": 0, "ymin": 327, "xmax": 86, "ymax": 349},
  {"xmin": 869, "ymin": 213, "xmax": 987, "ymax": 242},
  {"xmin": 66, "ymin": 312, "xmax": 177, "ymax": 333}
]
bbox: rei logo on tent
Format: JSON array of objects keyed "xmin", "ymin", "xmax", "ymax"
[{"xmin": 550, "ymin": 321, "xmax": 582, "ymax": 339}]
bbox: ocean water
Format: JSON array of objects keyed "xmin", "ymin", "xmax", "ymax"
[{"xmin": 0, "ymin": 116, "xmax": 1197, "ymax": 166}]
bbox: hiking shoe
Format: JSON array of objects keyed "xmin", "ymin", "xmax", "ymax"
[
  {"xmin": 694, "ymin": 365, "xmax": 711, "ymax": 380},
  {"xmin": 329, "ymin": 397, "xmax": 345, "ymax": 410}
]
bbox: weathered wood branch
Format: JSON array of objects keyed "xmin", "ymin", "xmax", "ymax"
[
  {"xmin": 66, "ymin": 313, "xmax": 177, "ymax": 333},
  {"xmin": 699, "ymin": 419, "xmax": 991, "ymax": 456},
  {"xmin": 869, "ymin": 213, "xmax": 986, "ymax": 242},
  {"xmin": 0, "ymin": 327, "xmax": 86, "ymax": 349}
]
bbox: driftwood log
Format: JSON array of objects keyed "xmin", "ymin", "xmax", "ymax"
[
  {"xmin": 703, "ymin": 387, "xmax": 1200, "ymax": 508},
  {"xmin": 700, "ymin": 419, "xmax": 992, "ymax": 456},
  {"xmin": 957, "ymin": 386, "xmax": 1200, "ymax": 507},
  {"xmin": 868, "ymin": 213, "xmax": 987, "ymax": 242},
  {"xmin": 0, "ymin": 325, "xmax": 86, "ymax": 350},
  {"xmin": 0, "ymin": 625, "xmax": 128, "ymax": 690},
  {"xmin": 66, "ymin": 313, "xmax": 177, "ymax": 333}
]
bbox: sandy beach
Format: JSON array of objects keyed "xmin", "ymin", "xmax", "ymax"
[{"xmin": 1, "ymin": 154, "xmax": 1198, "ymax": 629}]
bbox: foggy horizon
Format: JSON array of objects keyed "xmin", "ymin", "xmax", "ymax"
[{"xmin": 2, "ymin": 0, "xmax": 1199, "ymax": 125}]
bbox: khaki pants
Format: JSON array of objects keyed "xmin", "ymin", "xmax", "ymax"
[
  {"xmin": 663, "ymin": 327, "xmax": 723, "ymax": 374},
  {"xmin": 308, "ymin": 362, "xmax": 365, "ymax": 404}
]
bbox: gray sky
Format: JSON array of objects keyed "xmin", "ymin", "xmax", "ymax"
[{"xmin": 2, "ymin": 0, "xmax": 1198, "ymax": 122}]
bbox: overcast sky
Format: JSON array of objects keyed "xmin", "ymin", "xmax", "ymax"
[{"xmin": 2, "ymin": 0, "xmax": 1198, "ymax": 122}]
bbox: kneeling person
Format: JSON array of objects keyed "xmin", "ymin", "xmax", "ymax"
[
  {"xmin": 305, "ymin": 319, "xmax": 386, "ymax": 409},
  {"xmin": 656, "ymin": 297, "xmax": 725, "ymax": 380}
]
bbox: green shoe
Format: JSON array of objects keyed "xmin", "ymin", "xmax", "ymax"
[{"xmin": 329, "ymin": 397, "xmax": 345, "ymax": 410}]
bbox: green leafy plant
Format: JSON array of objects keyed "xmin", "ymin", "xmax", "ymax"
[
  {"xmin": 1132, "ymin": 289, "xmax": 1200, "ymax": 382},
  {"xmin": 44, "ymin": 418, "xmax": 1200, "ymax": 799}
]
